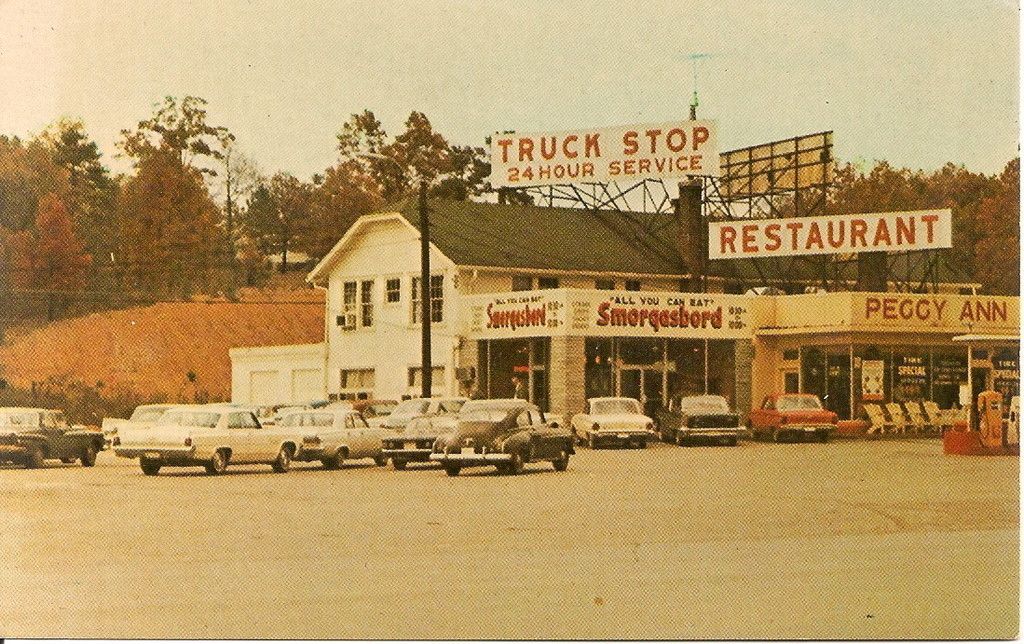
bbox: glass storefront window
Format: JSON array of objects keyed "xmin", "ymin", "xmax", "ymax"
[
  {"xmin": 667, "ymin": 339, "xmax": 705, "ymax": 400},
  {"xmin": 585, "ymin": 339, "xmax": 614, "ymax": 399}
]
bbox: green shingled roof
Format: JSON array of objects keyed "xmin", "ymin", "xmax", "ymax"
[{"xmin": 396, "ymin": 198, "xmax": 690, "ymax": 276}]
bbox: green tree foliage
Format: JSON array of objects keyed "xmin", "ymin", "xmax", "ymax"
[
  {"xmin": 39, "ymin": 119, "xmax": 118, "ymax": 269},
  {"xmin": 0, "ymin": 135, "xmax": 70, "ymax": 232},
  {"xmin": 240, "ymin": 172, "xmax": 313, "ymax": 272},
  {"xmin": 7, "ymin": 194, "xmax": 92, "ymax": 319},
  {"xmin": 116, "ymin": 149, "xmax": 225, "ymax": 297}
]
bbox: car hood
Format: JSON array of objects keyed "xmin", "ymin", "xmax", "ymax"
[
  {"xmin": 590, "ymin": 413, "xmax": 652, "ymax": 425},
  {"xmin": 778, "ymin": 409, "xmax": 835, "ymax": 423}
]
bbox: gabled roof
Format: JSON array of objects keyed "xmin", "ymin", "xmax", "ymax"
[{"xmin": 309, "ymin": 198, "xmax": 691, "ymax": 280}]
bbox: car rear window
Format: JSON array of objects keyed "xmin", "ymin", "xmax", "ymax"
[
  {"xmin": 130, "ymin": 407, "xmax": 168, "ymax": 423},
  {"xmin": 776, "ymin": 396, "xmax": 823, "ymax": 411},
  {"xmin": 0, "ymin": 412, "xmax": 39, "ymax": 427}
]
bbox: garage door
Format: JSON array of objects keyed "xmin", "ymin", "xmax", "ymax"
[
  {"xmin": 291, "ymin": 369, "xmax": 323, "ymax": 403},
  {"xmin": 249, "ymin": 370, "xmax": 278, "ymax": 405}
]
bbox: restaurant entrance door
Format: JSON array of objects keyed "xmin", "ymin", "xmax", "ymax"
[{"xmin": 618, "ymin": 367, "xmax": 665, "ymax": 417}]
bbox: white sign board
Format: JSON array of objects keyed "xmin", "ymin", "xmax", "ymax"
[
  {"xmin": 462, "ymin": 289, "xmax": 753, "ymax": 340},
  {"xmin": 708, "ymin": 209, "xmax": 953, "ymax": 259},
  {"xmin": 490, "ymin": 120, "xmax": 719, "ymax": 188}
]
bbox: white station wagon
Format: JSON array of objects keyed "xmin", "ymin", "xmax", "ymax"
[
  {"xmin": 277, "ymin": 408, "xmax": 387, "ymax": 469},
  {"xmin": 571, "ymin": 397, "xmax": 656, "ymax": 449},
  {"xmin": 113, "ymin": 405, "xmax": 304, "ymax": 476}
]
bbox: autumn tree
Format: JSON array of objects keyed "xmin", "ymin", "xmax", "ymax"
[
  {"xmin": 39, "ymin": 119, "xmax": 118, "ymax": 275},
  {"xmin": 116, "ymin": 149, "xmax": 225, "ymax": 297},
  {"xmin": 240, "ymin": 172, "xmax": 313, "ymax": 272},
  {"xmin": 0, "ymin": 135, "xmax": 71, "ymax": 232},
  {"xmin": 301, "ymin": 161, "xmax": 383, "ymax": 258},
  {"xmin": 119, "ymin": 96, "xmax": 233, "ymax": 175},
  {"xmin": 7, "ymin": 194, "xmax": 92, "ymax": 319},
  {"xmin": 973, "ymin": 158, "xmax": 1020, "ymax": 295}
]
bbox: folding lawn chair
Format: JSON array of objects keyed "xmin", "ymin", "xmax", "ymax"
[
  {"xmin": 863, "ymin": 403, "xmax": 895, "ymax": 434},
  {"xmin": 885, "ymin": 402, "xmax": 912, "ymax": 434}
]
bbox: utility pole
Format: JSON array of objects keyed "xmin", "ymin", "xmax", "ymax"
[{"xmin": 418, "ymin": 178, "xmax": 432, "ymax": 399}]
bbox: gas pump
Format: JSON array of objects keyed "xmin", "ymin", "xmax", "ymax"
[{"xmin": 977, "ymin": 390, "xmax": 1004, "ymax": 448}]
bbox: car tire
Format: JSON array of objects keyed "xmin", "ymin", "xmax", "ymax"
[
  {"xmin": 140, "ymin": 459, "xmax": 161, "ymax": 476},
  {"xmin": 60, "ymin": 458, "xmax": 75, "ymax": 464},
  {"xmin": 392, "ymin": 459, "xmax": 407, "ymax": 470},
  {"xmin": 444, "ymin": 465, "xmax": 460, "ymax": 477},
  {"xmin": 374, "ymin": 454, "xmax": 387, "ymax": 467},
  {"xmin": 772, "ymin": 429, "xmax": 782, "ymax": 443},
  {"xmin": 552, "ymin": 448, "xmax": 570, "ymax": 472},
  {"xmin": 588, "ymin": 434, "xmax": 599, "ymax": 450},
  {"xmin": 726, "ymin": 436, "xmax": 738, "ymax": 447},
  {"xmin": 80, "ymin": 443, "xmax": 98, "ymax": 467},
  {"xmin": 508, "ymin": 451, "xmax": 525, "ymax": 475},
  {"xmin": 206, "ymin": 449, "xmax": 229, "ymax": 475},
  {"xmin": 675, "ymin": 434, "xmax": 686, "ymax": 447},
  {"xmin": 24, "ymin": 445, "xmax": 44, "ymax": 469},
  {"xmin": 638, "ymin": 438, "xmax": 647, "ymax": 449},
  {"xmin": 271, "ymin": 445, "xmax": 292, "ymax": 473},
  {"xmin": 818, "ymin": 431, "xmax": 829, "ymax": 444}
]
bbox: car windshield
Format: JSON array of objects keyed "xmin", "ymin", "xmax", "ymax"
[
  {"xmin": 160, "ymin": 411, "xmax": 220, "ymax": 428},
  {"xmin": 460, "ymin": 408, "xmax": 510, "ymax": 422},
  {"xmin": 278, "ymin": 414, "xmax": 301, "ymax": 427},
  {"xmin": 591, "ymin": 399, "xmax": 641, "ymax": 415},
  {"xmin": 369, "ymin": 402, "xmax": 398, "ymax": 416},
  {"xmin": 776, "ymin": 396, "xmax": 823, "ymax": 411},
  {"xmin": 680, "ymin": 396, "xmax": 731, "ymax": 414},
  {"xmin": 129, "ymin": 407, "xmax": 168, "ymax": 423},
  {"xmin": 0, "ymin": 412, "xmax": 38, "ymax": 427},
  {"xmin": 392, "ymin": 400, "xmax": 430, "ymax": 416}
]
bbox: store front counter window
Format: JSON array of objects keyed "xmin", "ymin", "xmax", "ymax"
[{"xmin": 479, "ymin": 338, "xmax": 550, "ymax": 410}]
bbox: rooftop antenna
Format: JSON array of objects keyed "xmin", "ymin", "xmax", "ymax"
[{"xmin": 686, "ymin": 52, "xmax": 712, "ymax": 120}]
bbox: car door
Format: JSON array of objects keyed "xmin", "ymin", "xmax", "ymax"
[
  {"xmin": 749, "ymin": 397, "xmax": 773, "ymax": 430},
  {"xmin": 224, "ymin": 412, "xmax": 252, "ymax": 462},
  {"xmin": 40, "ymin": 411, "xmax": 71, "ymax": 458}
]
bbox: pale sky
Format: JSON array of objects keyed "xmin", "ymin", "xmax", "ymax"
[{"xmin": 0, "ymin": 0, "xmax": 1018, "ymax": 180}]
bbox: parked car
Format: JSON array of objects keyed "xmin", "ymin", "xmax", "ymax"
[
  {"xmin": 0, "ymin": 407, "xmax": 105, "ymax": 468},
  {"xmin": 380, "ymin": 397, "xmax": 468, "ymax": 431},
  {"xmin": 113, "ymin": 404, "xmax": 304, "ymax": 476},
  {"xmin": 352, "ymin": 399, "xmax": 399, "ymax": 427},
  {"xmin": 429, "ymin": 399, "xmax": 574, "ymax": 476},
  {"xmin": 379, "ymin": 396, "xmax": 467, "ymax": 466},
  {"xmin": 381, "ymin": 414, "xmax": 458, "ymax": 470},
  {"xmin": 277, "ymin": 407, "xmax": 387, "ymax": 468},
  {"xmin": 749, "ymin": 394, "xmax": 837, "ymax": 443},
  {"xmin": 102, "ymin": 404, "xmax": 174, "ymax": 447},
  {"xmin": 655, "ymin": 395, "xmax": 742, "ymax": 446},
  {"xmin": 571, "ymin": 397, "xmax": 655, "ymax": 449}
]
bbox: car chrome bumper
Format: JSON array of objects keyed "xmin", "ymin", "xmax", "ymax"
[
  {"xmin": 780, "ymin": 424, "xmax": 834, "ymax": 434},
  {"xmin": 114, "ymin": 446, "xmax": 196, "ymax": 460},
  {"xmin": 679, "ymin": 428, "xmax": 741, "ymax": 437},
  {"xmin": 429, "ymin": 452, "xmax": 513, "ymax": 465},
  {"xmin": 382, "ymin": 448, "xmax": 433, "ymax": 459}
]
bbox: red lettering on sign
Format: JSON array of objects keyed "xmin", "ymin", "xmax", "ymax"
[
  {"xmin": 584, "ymin": 133, "xmax": 601, "ymax": 157},
  {"xmin": 622, "ymin": 131, "xmax": 638, "ymax": 155},
  {"xmin": 882, "ymin": 298, "xmax": 897, "ymax": 319},
  {"xmin": 666, "ymin": 128, "xmax": 687, "ymax": 152},
  {"xmin": 644, "ymin": 129, "xmax": 661, "ymax": 153},
  {"xmin": 690, "ymin": 155, "xmax": 702, "ymax": 170},
  {"xmin": 742, "ymin": 225, "xmax": 757, "ymax": 253},
  {"xmin": 539, "ymin": 136, "xmax": 557, "ymax": 160},
  {"xmin": 764, "ymin": 224, "xmax": 782, "ymax": 251},
  {"xmin": 827, "ymin": 220, "xmax": 845, "ymax": 248},
  {"xmin": 720, "ymin": 226, "xmax": 738, "ymax": 254},
  {"xmin": 785, "ymin": 221, "xmax": 803, "ymax": 250},
  {"xmin": 896, "ymin": 216, "xmax": 915, "ymax": 245},
  {"xmin": 865, "ymin": 297, "xmax": 882, "ymax": 318},
  {"xmin": 693, "ymin": 127, "xmax": 710, "ymax": 150},
  {"xmin": 805, "ymin": 222, "xmax": 824, "ymax": 250},
  {"xmin": 497, "ymin": 139, "xmax": 513, "ymax": 163},
  {"xmin": 922, "ymin": 214, "xmax": 939, "ymax": 243},
  {"xmin": 850, "ymin": 219, "xmax": 868, "ymax": 247},
  {"xmin": 873, "ymin": 218, "xmax": 892, "ymax": 246},
  {"xmin": 518, "ymin": 138, "xmax": 534, "ymax": 162},
  {"xmin": 562, "ymin": 135, "xmax": 579, "ymax": 158}
]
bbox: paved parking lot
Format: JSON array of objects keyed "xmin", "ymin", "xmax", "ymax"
[{"xmin": 0, "ymin": 438, "xmax": 1017, "ymax": 639}]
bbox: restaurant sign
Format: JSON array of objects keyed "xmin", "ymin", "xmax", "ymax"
[
  {"xmin": 490, "ymin": 120, "xmax": 719, "ymax": 188},
  {"xmin": 463, "ymin": 289, "xmax": 755, "ymax": 340},
  {"xmin": 708, "ymin": 210, "xmax": 952, "ymax": 259},
  {"xmin": 854, "ymin": 293, "xmax": 1019, "ymax": 332}
]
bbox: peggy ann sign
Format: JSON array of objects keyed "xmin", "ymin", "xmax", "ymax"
[{"xmin": 491, "ymin": 120, "xmax": 719, "ymax": 188}]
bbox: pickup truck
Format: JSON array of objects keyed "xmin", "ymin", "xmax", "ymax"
[
  {"xmin": 0, "ymin": 407, "xmax": 105, "ymax": 468},
  {"xmin": 749, "ymin": 394, "xmax": 837, "ymax": 443},
  {"xmin": 113, "ymin": 404, "xmax": 304, "ymax": 475},
  {"xmin": 277, "ymin": 407, "xmax": 387, "ymax": 469}
]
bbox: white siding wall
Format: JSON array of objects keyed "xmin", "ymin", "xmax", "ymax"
[
  {"xmin": 325, "ymin": 219, "xmax": 459, "ymax": 400},
  {"xmin": 230, "ymin": 343, "xmax": 327, "ymax": 404}
]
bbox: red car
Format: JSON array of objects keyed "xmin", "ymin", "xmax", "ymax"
[{"xmin": 749, "ymin": 394, "xmax": 837, "ymax": 443}]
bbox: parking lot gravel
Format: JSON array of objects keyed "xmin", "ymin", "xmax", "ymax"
[{"xmin": 0, "ymin": 439, "xmax": 1017, "ymax": 639}]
